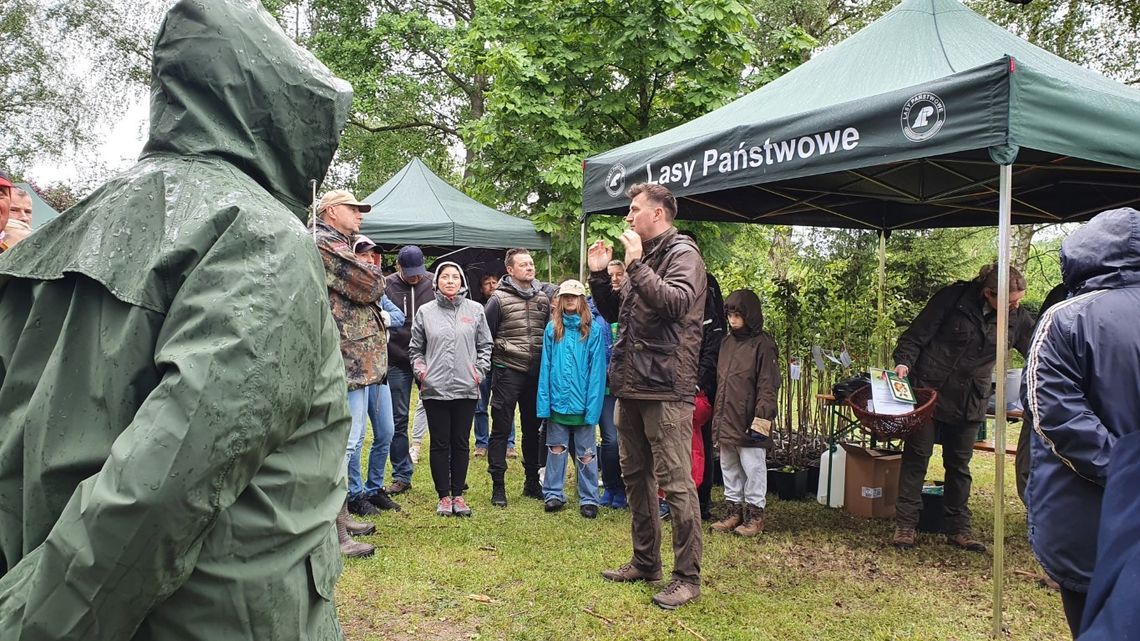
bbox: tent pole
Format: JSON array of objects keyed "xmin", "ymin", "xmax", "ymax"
[
  {"xmin": 878, "ymin": 230, "xmax": 887, "ymax": 365},
  {"xmin": 579, "ymin": 215, "xmax": 588, "ymax": 282},
  {"xmin": 548, "ymin": 250, "xmax": 553, "ymax": 284},
  {"xmin": 992, "ymin": 164, "xmax": 1012, "ymax": 638}
]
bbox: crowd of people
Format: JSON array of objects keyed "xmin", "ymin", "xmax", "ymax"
[{"xmin": 0, "ymin": 0, "xmax": 1137, "ymax": 635}]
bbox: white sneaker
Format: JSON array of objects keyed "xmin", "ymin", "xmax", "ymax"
[{"xmin": 409, "ymin": 444, "xmax": 421, "ymax": 464}]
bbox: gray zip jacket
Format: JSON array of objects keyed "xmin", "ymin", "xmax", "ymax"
[{"xmin": 409, "ymin": 261, "xmax": 493, "ymax": 401}]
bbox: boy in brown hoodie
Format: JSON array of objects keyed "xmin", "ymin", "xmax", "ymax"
[{"xmin": 710, "ymin": 289, "xmax": 780, "ymax": 536}]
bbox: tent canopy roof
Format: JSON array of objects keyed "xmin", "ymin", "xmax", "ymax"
[
  {"xmin": 583, "ymin": 0, "xmax": 1140, "ymax": 229},
  {"xmin": 359, "ymin": 158, "xmax": 550, "ymax": 251}
]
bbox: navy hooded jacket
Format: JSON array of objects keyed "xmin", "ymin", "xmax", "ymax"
[{"xmin": 1024, "ymin": 207, "xmax": 1140, "ymax": 592}]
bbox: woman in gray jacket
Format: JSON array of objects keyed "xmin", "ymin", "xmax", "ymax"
[{"xmin": 410, "ymin": 262, "xmax": 493, "ymax": 516}]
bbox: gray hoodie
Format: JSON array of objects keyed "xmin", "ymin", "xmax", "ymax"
[{"xmin": 409, "ymin": 261, "xmax": 493, "ymax": 400}]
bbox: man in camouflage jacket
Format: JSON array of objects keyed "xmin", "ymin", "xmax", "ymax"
[{"xmin": 316, "ymin": 189, "xmax": 388, "ymax": 557}]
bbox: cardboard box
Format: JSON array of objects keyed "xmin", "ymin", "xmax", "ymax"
[{"xmin": 841, "ymin": 444, "xmax": 902, "ymax": 519}]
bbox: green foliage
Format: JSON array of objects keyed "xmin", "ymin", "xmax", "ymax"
[{"xmin": 463, "ymin": 0, "xmax": 771, "ymax": 266}]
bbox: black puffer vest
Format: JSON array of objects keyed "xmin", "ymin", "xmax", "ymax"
[{"xmin": 490, "ymin": 279, "xmax": 550, "ymax": 373}]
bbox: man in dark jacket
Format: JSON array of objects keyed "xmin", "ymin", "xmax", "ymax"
[
  {"xmin": 484, "ymin": 248, "xmax": 551, "ymax": 506},
  {"xmin": 0, "ymin": 1, "xmax": 352, "ymax": 637},
  {"xmin": 384, "ymin": 245, "xmax": 434, "ymax": 495},
  {"xmin": 1024, "ymin": 207, "xmax": 1140, "ymax": 638},
  {"xmin": 588, "ymin": 183, "xmax": 707, "ymax": 610},
  {"xmin": 891, "ymin": 263, "xmax": 1034, "ymax": 552}
]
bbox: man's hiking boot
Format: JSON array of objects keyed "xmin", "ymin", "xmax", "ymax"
[
  {"xmin": 344, "ymin": 516, "xmax": 375, "ymax": 537},
  {"xmin": 544, "ymin": 498, "xmax": 565, "ymax": 513},
  {"xmin": 734, "ymin": 504, "xmax": 765, "ymax": 537},
  {"xmin": 892, "ymin": 527, "xmax": 916, "ymax": 549},
  {"xmin": 652, "ymin": 580, "xmax": 701, "ymax": 610},
  {"xmin": 710, "ymin": 501, "xmax": 743, "ymax": 533},
  {"xmin": 947, "ymin": 531, "xmax": 987, "ymax": 553},
  {"xmin": 336, "ymin": 503, "xmax": 375, "ymax": 558},
  {"xmin": 601, "ymin": 562, "xmax": 662, "ymax": 583},
  {"xmin": 387, "ymin": 479, "xmax": 411, "ymax": 495}
]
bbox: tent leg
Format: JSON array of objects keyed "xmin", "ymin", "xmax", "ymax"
[
  {"xmin": 992, "ymin": 164, "xmax": 1013, "ymax": 638},
  {"xmin": 579, "ymin": 216, "xmax": 588, "ymax": 282},
  {"xmin": 878, "ymin": 230, "xmax": 887, "ymax": 365},
  {"xmin": 548, "ymin": 250, "xmax": 553, "ymax": 284}
]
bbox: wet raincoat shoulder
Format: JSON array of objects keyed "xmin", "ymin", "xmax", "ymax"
[
  {"xmin": 0, "ymin": 1, "xmax": 353, "ymax": 639},
  {"xmin": 536, "ymin": 312, "xmax": 608, "ymax": 425},
  {"xmin": 1025, "ymin": 207, "xmax": 1140, "ymax": 592}
]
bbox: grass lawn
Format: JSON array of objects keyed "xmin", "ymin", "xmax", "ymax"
[{"xmin": 340, "ymin": 423, "xmax": 1070, "ymax": 640}]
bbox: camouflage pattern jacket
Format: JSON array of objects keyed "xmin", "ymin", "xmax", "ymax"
[{"xmin": 315, "ymin": 219, "xmax": 387, "ymax": 390}]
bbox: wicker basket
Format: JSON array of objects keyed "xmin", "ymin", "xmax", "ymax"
[{"xmin": 846, "ymin": 385, "xmax": 938, "ymax": 440}]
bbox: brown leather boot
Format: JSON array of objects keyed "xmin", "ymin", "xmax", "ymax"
[
  {"xmin": 345, "ymin": 513, "xmax": 375, "ymax": 537},
  {"xmin": 733, "ymin": 504, "xmax": 765, "ymax": 537},
  {"xmin": 710, "ymin": 501, "xmax": 743, "ymax": 533},
  {"xmin": 337, "ymin": 502, "xmax": 375, "ymax": 558}
]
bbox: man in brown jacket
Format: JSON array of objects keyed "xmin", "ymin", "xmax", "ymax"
[{"xmin": 588, "ymin": 182, "xmax": 706, "ymax": 610}]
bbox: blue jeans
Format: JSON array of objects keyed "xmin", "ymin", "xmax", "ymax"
[
  {"xmin": 543, "ymin": 421, "xmax": 599, "ymax": 506},
  {"xmin": 386, "ymin": 367, "xmax": 415, "ymax": 484},
  {"xmin": 345, "ymin": 386, "xmax": 372, "ymax": 499},
  {"xmin": 598, "ymin": 395, "xmax": 624, "ymax": 494},
  {"xmin": 360, "ymin": 383, "xmax": 395, "ymax": 497},
  {"xmin": 474, "ymin": 372, "xmax": 515, "ymax": 449}
]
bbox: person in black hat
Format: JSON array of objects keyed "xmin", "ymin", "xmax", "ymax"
[{"xmin": 384, "ymin": 245, "xmax": 434, "ymax": 494}]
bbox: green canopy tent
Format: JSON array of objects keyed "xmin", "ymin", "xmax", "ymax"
[
  {"xmin": 582, "ymin": 0, "xmax": 1140, "ymax": 631},
  {"xmin": 359, "ymin": 158, "xmax": 550, "ymax": 255},
  {"xmin": 14, "ymin": 183, "xmax": 62, "ymax": 229}
]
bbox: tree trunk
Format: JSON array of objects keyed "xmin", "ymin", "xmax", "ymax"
[{"xmin": 1011, "ymin": 224, "xmax": 1036, "ymax": 276}]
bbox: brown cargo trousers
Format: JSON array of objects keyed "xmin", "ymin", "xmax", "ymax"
[{"xmin": 615, "ymin": 398, "xmax": 702, "ymax": 585}]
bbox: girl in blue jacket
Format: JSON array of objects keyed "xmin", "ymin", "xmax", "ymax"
[{"xmin": 537, "ymin": 279, "xmax": 608, "ymax": 518}]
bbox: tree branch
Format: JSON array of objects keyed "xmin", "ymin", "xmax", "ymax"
[{"xmin": 350, "ymin": 119, "xmax": 458, "ymax": 137}]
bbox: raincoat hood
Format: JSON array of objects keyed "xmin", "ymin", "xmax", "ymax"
[
  {"xmin": 140, "ymin": 0, "xmax": 352, "ymax": 217},
  {"xmin": 725, "ymin": 289, "xmax": 764, "ymax": 336},
  {"xmin": 433, "ymin": 260, "xmax": 470, "ymax": 304},
  {"xmin": 1061, "ymin": 207, "xmax": 1140, "ymax": 294}
]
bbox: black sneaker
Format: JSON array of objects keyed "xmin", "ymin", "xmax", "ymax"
[
  {"xmin": 347, "ymin": 497, "xmax": 380, "ymax": 517},
  {"xmin": 580, "ymin": 504, "xmax": 598, "ymax": 519},
  {"xmin": 368, "ymin": 489, "xmax": 402, "ymax": 512},
  {"xmin": 544, "ymin": 498, "xmax": 565, "ymax": 513}
]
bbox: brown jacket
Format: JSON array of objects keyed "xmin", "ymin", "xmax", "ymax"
[
  {"xmin": 892, "ymin": 280, "xmax": 1034, "ymax": 424},
  {"xmin": 589, "ymin": 228, "xmax": 706, "ymax": 402},
  {"xmin": 315, "ymin": 219, "xmax": 388, "ymax": 390},
  {"xmin": 712, "ymin": 289, "xmax": 780, "ymax": 448}
]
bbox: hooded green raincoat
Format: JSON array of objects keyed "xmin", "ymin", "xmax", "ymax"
[{"xmin": 0, "ymin": 1, "xmax": 353, "ymax": 639}]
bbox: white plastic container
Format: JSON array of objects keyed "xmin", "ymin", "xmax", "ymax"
[{"xmin": 816, "ymin": 445, "xmax": 846, "ymax": 508}]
